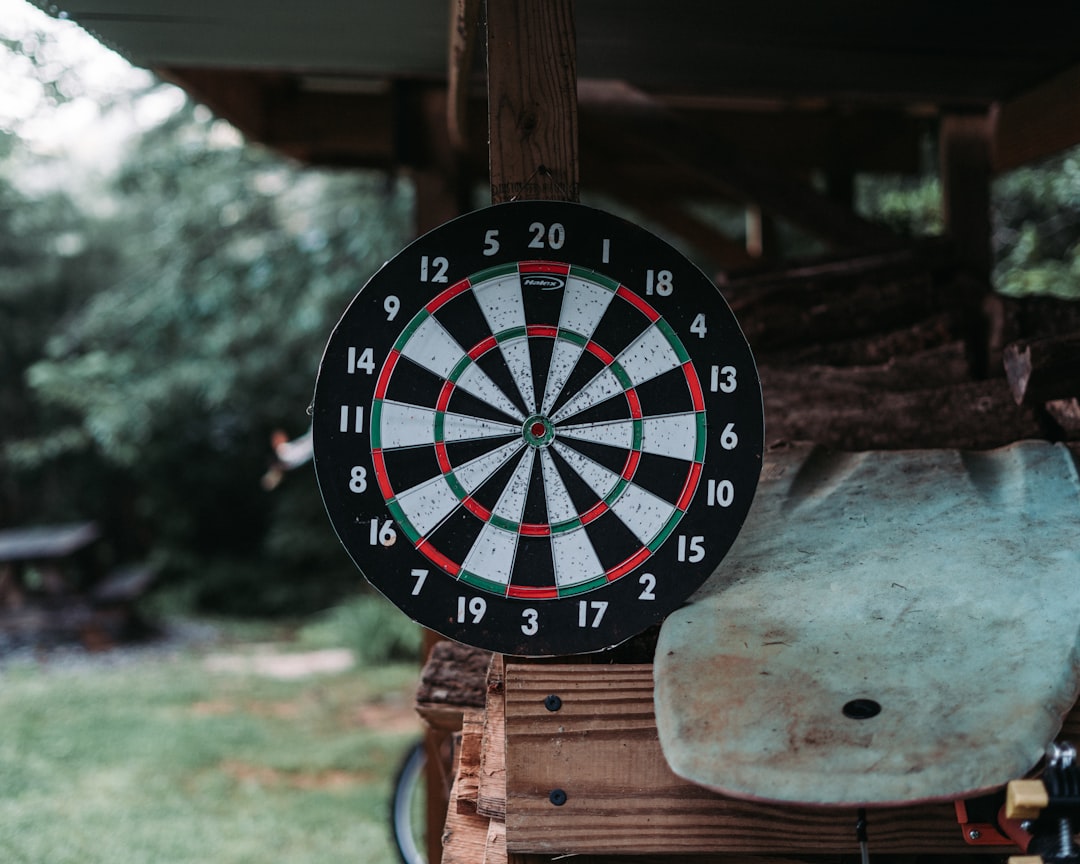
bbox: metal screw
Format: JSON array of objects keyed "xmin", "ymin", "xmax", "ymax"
[
  {"xmin": 544, "ymin": 694, "xmax": 562, "ymax": 712},
  {"xmin": 968, "ymin": 830, "xmax": 981, "ymax": 841},
  {"xmin": 1021, "ymin": 821, "xmax": 1033, "ymax": 832},
  {"xmin": 549, "ymin": 788, "xmax": 567, "ymax": 806}
]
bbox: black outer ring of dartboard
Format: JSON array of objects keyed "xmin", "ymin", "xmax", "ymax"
[{"xmin": 312, "ymin": 200, "xmax": 763, "ymax": 657}]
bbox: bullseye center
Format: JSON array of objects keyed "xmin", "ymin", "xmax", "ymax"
[{"xmin": 522, "ymin": 414, "xmax": 555, "ymax": 448}]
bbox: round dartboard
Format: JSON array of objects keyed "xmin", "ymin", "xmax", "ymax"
[{"xmin": 313, "ymin": 201, "xmax": 762, "ymax": 656}]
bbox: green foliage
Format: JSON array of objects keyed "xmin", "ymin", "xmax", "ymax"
[
  {"xmin": 857, "ymin": 173, "xmax": 943, "ymax": 237},
  {"xmin": 993, "ymin": 147, "xmax": 1080, "ymax": 298},
  {"xmin": 298, "ymin": 593, "xmax": 424, "ymax": 665},
  {"xmin": 0, "ymin": 22, "xmax": 413, "ymax": 611}
]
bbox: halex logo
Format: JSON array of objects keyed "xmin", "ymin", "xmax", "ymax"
[{"xmin": 521, "ymin": 274, "xmax": 565, "ymax": 291}]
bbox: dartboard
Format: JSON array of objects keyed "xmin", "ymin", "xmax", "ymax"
[{"xmin": 313, "ymin": 201, "xmax": 762, "ymax": 655}]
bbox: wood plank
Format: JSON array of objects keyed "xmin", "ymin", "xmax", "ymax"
[
  {"xmin": 478, "ymin": 654, "xmax": 508, "ymax": 821},
  {"xmin": 455, "ymin": 708, "xmax": 485, "ymax": 815},
  {"xmin": 442, "ymin": 735, "xmax": 494, "ymax": 864},
  {"xmin": 486, "ymin": 0, "xmax": 579, "ymax": 203},
  {"xmin": 503, "ymin": 663, "xmax": 1016, "ymax": 856}
]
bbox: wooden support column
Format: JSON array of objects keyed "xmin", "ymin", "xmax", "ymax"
[
  {"xmin": 940, "ymin": 112, "xmax": 993, "ymax": 279},
  {"xmin": 473, "ymin": 4, "xmax": 579, "ymax": 861},
  {"xmin": 486, "ymin": 0, "xmax": 579, "ymax": 203}
]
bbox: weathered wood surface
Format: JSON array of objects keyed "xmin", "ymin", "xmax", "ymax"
[
  {"xmin": 501, "ymin": 663, "xmax": 1004, "ymax": 857},
  {"xmin": 486, "ymin": 0, "xmax": 578, "ymax": 203},
  {"xmin": 415, "ymin": 639, "xmax": 491, "ymax": 731}
]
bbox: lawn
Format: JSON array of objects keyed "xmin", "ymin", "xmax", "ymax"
[{"xmin": 0, "ymin": 623, "xmax": 422, "ymax": 864}]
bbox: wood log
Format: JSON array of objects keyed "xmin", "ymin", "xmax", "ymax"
[
  {"xmin": 415, "ymin": 640, "xmax": 491, "ymax": 731},
  {"xmin": 1003, "ymin": 332, "xmax": 1080, "ymax": 405},
  {"xmin": 759, "ymin": 341, "xmax": 971, "ymax": 398},
  {"xmin": 728, "ymin": 272, "xmax": 950, "ymax": 353},
  {"xmin": 763, "ymin": 378, "xmax": 1043, "ymax": 450},
  {"xmin": 1047, "ymin": 398, "xmax": 1080, "ymax": 437}
]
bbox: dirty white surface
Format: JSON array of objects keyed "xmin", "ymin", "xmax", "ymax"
[{"xmin": 654, "ymin": 441, "xmax": 1080, "ymax": 806}]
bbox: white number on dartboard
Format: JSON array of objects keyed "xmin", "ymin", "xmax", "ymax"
[
  {"xmin": 419, "ymin": 255, "xmax": 449, "ymax": 283},
  {"xmin": 678, "ymin": 535, "xmax": 706, "ymax": 563},
  {"xmin": 638, "ymin": 573, "xmax": 657, "ymax": 600},
  {"xmin": 528, "ymin": 222, "xmax": 565, "ymax": 250},
  {"xmin": 457, "ymin": 596, "xmax": 487, "ymax": 623},
  {"xmin": 578, "ymin": 600, "xmax": 608, "ymax": 628},
  {"xmin": 521, "ymin": 608, "xmax": 539, "ymax": 636},
  {"xmin": 710, "ymin": 364, "xmax": 737, "ymax": 393},
  {"xmin": 339, "ymin": 405, "xmax": 364, "ymax": 433},
  {"xmin": 410, "ymin": 569, "xmax": 428, "ymax": 596},
  {"xmin": 707, "ymin": 479, "xmax": 735, "ymax": 507},
  {"xmin": 690, "ymin": 314, "xmax": 708, "ymax": 339},
  {"xmin": 720, "ymin": 422, "xmax": 739, "ymax": 450},
  {"xmin": 645, "ymin": 269, "xmax": 673, "ymax": 296},
  {"xmin": 368, "ymin": 518, "xmax": 396, "ymax": 546},
  {"xmin": 383, "ymin": 295, "xmax": 400, "ymax": 321},
  {"xmin": 349, "ymin": 466, "xmax": 367, "ymax": 493},
  {"xmin": 347, "ymin": 346, "xmax": 375, "ymax": 375},
  {"xmin": 482, "ymin": 229, "xmax": 500, "ymax": 256}
]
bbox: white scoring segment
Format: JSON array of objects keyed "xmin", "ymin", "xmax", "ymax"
[
  {"xmin": 452, "ymin": 440, "xmax": 525, "ymax": 494},
  {"xmin": 610, "ymin": 481, "xmax": 677, "ymax": 543},
  {"xmin": 490, "ymin": 448, "xmax": 535, "ymax": 525},
  {"xmin": 558, "ymin": 418, "xmax": 634, "ymax": 451},
  {"xmin": 473, "ymin": 275, "xmax": 536, "ymax": 412},
  {"xmin": 499, "ymin": 338, "xmax": 537, "ymax": 414},
  {"xmin": 550, "ymin": 367, "xmax": 625, "ymax": 424},
  {"xmin": 399, "ymin": 315, "xmax": 464, "ymax": 380},
  {"xmin": 454, "ymin": 362, "xmax": 523, "ymax": 421},
  {"xmin": 540, "ymin": 338, "xmax": 586, "ymax": 418},
  {"xmin": 540, "ymin": 449, "xmax": 580, "ymax": 524},
  {"xmin": 460, "ymin": 521, "xmax": 518, "ymax": 587},
  {"xmin": 377, "ymin": 401, "xmax": 438, "ymax": 449},
  {"xmin": 551, "ymin": 530, "xmax": 606, "ymax": 588},
  {"xmin": 641, "ymin": 413, "xmax": 701, "ymax": 461},
  {"xmin": 440, "ymin": 413, "xmax": 520, "ymax": 443},
  {"xmin": 551, "ymin": 442, "xmax": 622, "ymax": 502},
  {"xmin": 393, "ymin": 473, "xmax": 463, "ymax": 538},
  {"xmin": 615, "ymin": 323, "xmax": 683, "ymax": 386},
  {"xmin": 540, "ymin": 277, "xmax": 615, "ymax": 414}
]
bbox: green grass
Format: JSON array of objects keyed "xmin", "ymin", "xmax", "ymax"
[{"xmin": 0, "ymin": 630, "xmax": 421, "ymax": 864}]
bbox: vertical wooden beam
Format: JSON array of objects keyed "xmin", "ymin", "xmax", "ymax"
[
  {"xmin": 486, "ymin": 0, "xmax": 579, "ymax": 203},
  {"xmin": 485, "ymin": 3, "xmax": 579, "ymax": 860},
  {"xmin": 940, "ymin": 112, "xmax": 993, "ymax": 278}
]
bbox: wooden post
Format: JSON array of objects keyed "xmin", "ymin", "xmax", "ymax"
[
  {"xmin": 940, "ymin": 112, "xmax": 993, "ymax": 279},
  {"xmin": 486, "ymin": 0, "xmax": 579, "ymax": 204},
  {"xmin": 485, "ymin": 3, "xmax": 579, "ymax": 861}
]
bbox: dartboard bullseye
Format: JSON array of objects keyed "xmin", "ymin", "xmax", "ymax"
[{"xmin": 313, "ymin": 201, "xmax": 763, "ymax": 656}]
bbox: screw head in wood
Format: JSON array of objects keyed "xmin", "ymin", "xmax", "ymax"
[{"xmin": 549, "ymin": 788, "xmax": 567, "ymax": 806}]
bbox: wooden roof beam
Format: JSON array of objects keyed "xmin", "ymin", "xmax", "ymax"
[
  {"xmin": 579, "ymin": 96, "xmax": 903, "ymax": 254},
  {"xmin": 993, "ymin": 62, "xmax": 1080, "ymax": 174}
]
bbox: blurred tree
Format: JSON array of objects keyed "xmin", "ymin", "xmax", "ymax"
[
  {"xmin": 22, "ymin": 98, "xmax": 412, "ymax": 611},
  {"xmin": 2, "ymin": 13, "xmax": 412, "ymax": 610}
]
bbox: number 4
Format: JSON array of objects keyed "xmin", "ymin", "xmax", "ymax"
[{"xmin": 690, "ymin": 314, "xmax": 707, "ymax": 338}]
